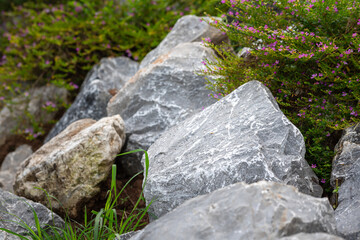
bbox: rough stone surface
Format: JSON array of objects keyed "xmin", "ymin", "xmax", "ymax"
[
  {"xmin": 0, "ymin": 188, "xmax": 64, "ymax": 239},
  {"xmin": 237, "ymin": 47, "xmax": 252, "ymax": 58},
  {"xmin": 116, "ymin": 231, "xmax": 141, "ymax": 240},
  {"xmin": 0, "ymin": 145, "xmax": 33, "ymax": 193},
  {"xmin": 139, "ymin": 15, "xmax": 227, "ymax": 69},
  {"xmin": 107, "ymin": 42, "xmax": 218, "ymax": 175},
  {"xmin": 14, "ymin": 115, "xmax": 126, "ymax": 219},
  {"xmin": 143, "ymin": 80, "xmax": 322, "ymax": 219},
  {"xmin": 331, "ymin": 124, "xmax": 360, "ymax": 186},
  {"xmin": 0, "ymin": 85, "xmax": 68, "ymax": 148},
  {"xmin": 280, "ymin": 233, "xmax": 344, "ymax": 240},
  {"xmin": 45, "ymin": 57, "xmax": 138, "ymax": 142},
  {"xmin": 331, "ymin": 124, "xmax": 360, "ymax": 240},
  {"xmin": 131, "ymin": 181, "xmax": 336, "ymax": 240}
]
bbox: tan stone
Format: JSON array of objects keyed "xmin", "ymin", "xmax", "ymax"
[{"xmin": 14, "ymin": 115, "xmax": 126, "ymax": 218}]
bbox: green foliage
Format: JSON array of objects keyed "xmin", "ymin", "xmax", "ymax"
[
  {"xmin": 201, "ymin": 0, "xmax": 360, "ymax": 193},
  {"xmin": 0, "ymin": 149, "xmax": 152, "ymax": 239},
  {"xmin": 0, "ymin": 0, "xmax": 72, "ymax": 12},
  {"xmin": 0, "ymin": 0, "xmax": 220, "ymax": 139}
]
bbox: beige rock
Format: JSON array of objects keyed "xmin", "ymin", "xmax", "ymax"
[{"xmin": 14, "ymin": 115, "xmax": 126, "ymax": 218}]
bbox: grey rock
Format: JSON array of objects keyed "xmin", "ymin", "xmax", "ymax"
[
  {"xmin": 107, "ymin": 42, "xmax": 218, "ymax": 175},
  {"xmin": 116, "ymin": 231, "xmax": 142, "ymax": 240},
  {"xmin": 0, "ymin": 145, "xmax": 33, "ymax": 193},
  {"xmin": 14, "ymin": 115, "xmax": 126, "ymax": 219},
  {"xmin": 45, "ymin": 57, "xmax": 139, "ymax": 142},
  {"xmin": 143, "ymin": 80, "xmax": 322, "ymax": 219},
  {"xmin": 331, "ymin": 124, "xmax": 360, "ymax": 240},
  {"xmin": 331, "ymin": 124, "xmax": 360, "ymax": 186},
  {"xmin": 131, "ymin": 181, "xmax": 336, "ymax": 240},
  {"xmin": 0, "ymin": 85, "xmax": 68, "ymax": 148},
  {"xmin": 280, "ymin": 233, "xmax": 344, "ymax": 240},
  {"xmin": 0, "ymin": 188, "xmax": 64, "ymax": 239},
  {"xmin": 139, "ymin": 15, "xmax": 227, "ymax": 69},
  {"xmin": 237, "ymin": 47, "xmax": 252, "ymax": 58}
]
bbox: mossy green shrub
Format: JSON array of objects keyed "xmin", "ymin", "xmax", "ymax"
[
  {"xmin": 0, "ymin": 0, "xmax": 220, "ymax": 140},
  {"xmin": 201, "ymin": 0, "xmax": 360, "ymax": 193}
]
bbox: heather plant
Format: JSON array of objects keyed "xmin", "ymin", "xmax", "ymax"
[
  {"xmin": 0, "ymin": 0, "xmax": 220, "ymax": 140},
  {"xmin": 201, "ymin": 0, "xmax": 360, "ymax": 193}
]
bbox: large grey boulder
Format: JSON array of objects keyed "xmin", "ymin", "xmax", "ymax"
[
  {"xmin": 0, "ymin": 85, "xmax": 68, "ymax": 148},
  {"xmin": 14, "ymin": 115, "xmax": 126, "ymax": 219},
  {"xmin": 331, "ymin": 124, "xmax": 360, "ymax": 240},
  {"xmin": 139, "ymin": 15, "xmax": 227, "ymax": 69},
  {"xmin": 0, "ymin": 145, "xmax": 33, "ymax": 193},
  {"xmin": 107, "ymin": 42, "xmax": 218, "ymax": 175},
  {"xmin": 131, "ymin": 181, "xmax": 336, "ymax": 240},
  {"xmin": 45, "ymin": 57, "xmax": 139, "ymax": 142},
  {"xmin": 143, "ymin": 80, "xmax": 322, "ymax": 219},
  {"xmin": 0, "ymin": 189, "xmax": 64, "ymax": 239}
]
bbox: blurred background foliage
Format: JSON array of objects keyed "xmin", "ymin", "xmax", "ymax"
[{"xmin": 0, "ymin": 0, "xmax": 223, "ymax": 138}]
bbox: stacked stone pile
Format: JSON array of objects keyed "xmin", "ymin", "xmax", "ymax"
[{"xmin": 0, "ymin": 15, "xmax": 357, "ymax": 240}]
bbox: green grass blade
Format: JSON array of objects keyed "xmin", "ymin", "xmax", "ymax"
[{"xmin": 94, "ymin": 208, "xmax": 104, "ymax": 239}]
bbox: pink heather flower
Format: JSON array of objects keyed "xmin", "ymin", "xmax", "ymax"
[
  {"xmin": 321, "ymin": 179, "xmax": 326, "ymax": 183},
  {"xmin": 326, "ymin": 133, "xmax": 330, "ymax": 137},
  {"xmin": 45, "ymin": 60, "xmax": 50, "ymax": 65},
  {"xmin": 75, "ymin": 6, "xmax": 82, "ymax": 12},
  {"xmin": 351, "ymin": 111, "xmax": 358, "ymax": 116},
  {"xmin": 0, "ymin": 96, "xmax": 4, "ymax": 101},
  {"xmin": 311, "ymin": 164, "xmax": 316, "ymax": 168},
  {"xmin": 76, "ymin": 47, "xmax": 80, "ymax": 53},
  {"xmin": 352, "ymin": 33, "xmax": 357, "ymax": 37},
  {"xmin": 221, "ymin": 0, "xmax": 226, "ymax": 3},
  {"xmin": 70, "ymin": 82, "xmax": 79, "ymax": 89},
  {"xmin": 25, "ymin": 128, "xmax": 33, "ymax": 134}
]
